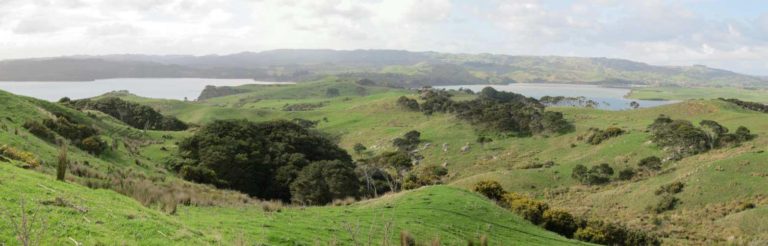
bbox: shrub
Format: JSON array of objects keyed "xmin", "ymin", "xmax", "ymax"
[
  {"xmin": 0, "ymin": 145, "xmax": 40, "ymax": 167},
  {"xmin": 79, "ymin": 136, "xmax": 107, "ymax": 155},
  {"xmin": 57, "ymin": 144, "xmax": 68, "ymax": 181},
  {"xmin": 403, "ymin": 165, "xmax": 448, "ymax": 189},
  {"xmin": 260, "ymin": 200, "xmax": 284, "ymax": 213},
  {"xmin": 41, "ymin": 116, "xmax": 107, "ymax": 155},
  {"xmin": 736, "ymin": 202, "xmax": 756, "ymax": 212},
  {"xmin": 396, "ymin": 96, "xmax": 420, "ymax": 111},
  {"xmin": 282, "ymin": 102, "xmax": 327, "ymax": 111},
  {"xmin": 652, "ymin": 195, "xmax": 679, "ymax": 213},
  {"xmin": 585, "ymin": 127, "xmax": 625, "ymax": 145},
  {"xmin": 393, "ymin": 130, "xmax": 421, "ymax": 152},
  {"xmin": 638, "ymin": 156, "xmax": 662, "ymax": 171},
  {"xmin": 574, "ymin": 227, "xmax": 607, "ymax": 244},
  {"xmin": 572, "ymin": 163, "xmax": 614, "ymax": 185},
  {"xmin": 353, "ymin": 143, "xmax": 367, "ymax": 156},
  {"xmin": 472, "ymin": 181, "xmax": 506, "ymax": 201},
  {"xmin": 22, "ymin": 121, "xmax": 56, "ymax": 143},
  {"xmin": 378, "ymin": 151, "xmax": 413, "ymax": 171},
  {"xmin": 508, "ymin": 197, "xmax": 550, "ymax": 224},
  {"xmin": 542, "ymin": 209, "xmax": 578, "ymax": 237},
  {"xmin": 501, "ymin": 192, "xmax": 526, "ymax": 207},
  {"xmin": 655, "ymin": 181, "xmax": 685, "ymax": 195},
  {"xmin": 618, "ymin": 167, "xmax": 636, "ymax": 181},
  {"xmin": 180, "ymin": 166, "xmax": 219, "ymax": 184},
  {"xmin": 575, "ymin": 220, "xmax": 660, "ymax": 245}
]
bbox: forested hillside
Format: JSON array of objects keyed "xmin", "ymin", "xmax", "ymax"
[{"xmin": 1, "ymin": 50, "xmax": 765, "ymax": 88}]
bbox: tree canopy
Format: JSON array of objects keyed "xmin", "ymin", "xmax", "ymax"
[
  {"xmin": 67, "ymin": 97, "xmax": 188, "ymax": 131},
  {"xmin": 175, "ymin": 119, "xmax": 356, "ymax": 202}
]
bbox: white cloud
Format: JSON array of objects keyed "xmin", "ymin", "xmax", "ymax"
[{"xmin": 0, "ymin": 0, "xmax": 765, "ymax": 75}]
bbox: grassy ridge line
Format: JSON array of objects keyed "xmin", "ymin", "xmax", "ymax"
[
  {"xmin": 0, "ymin": 162, "xmax": 581, "ymax": 245},
  {"xmin": 179, "ymin": 186, "xmax": 587, "ymax": 245}
]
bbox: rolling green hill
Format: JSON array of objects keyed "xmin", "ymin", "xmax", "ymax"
[
  {"xmin": 0, "ymin": 86, "xmax": 582, "ymax": 245},
  {"xmin": 2, "ymin": 77, "xmax": 768, "ymax": 244},
  {"xmin": 117, "ymin": 78, "xmax": 768, "ymax": 244}
]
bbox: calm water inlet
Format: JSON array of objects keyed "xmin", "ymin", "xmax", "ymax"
[
  {"xmin": 0, "ymin": 78, "xmax": 293, "ymax": 101},
  {"xmin": 438, "ymin": 83, "xmax": 676, "ymax": 110}
]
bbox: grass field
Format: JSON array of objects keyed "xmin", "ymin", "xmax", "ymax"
[
  {"xmin": 2, "ymin": 78, "xmax": 768, "ymax": 244},
  {"xmin": 179, "ymin": 186, "xmax": 586, "ymax": 245}
]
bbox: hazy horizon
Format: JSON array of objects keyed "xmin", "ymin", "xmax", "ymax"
[{"xmin": 0, "ymin": 0, "xmax": 766, "ymax": 76}]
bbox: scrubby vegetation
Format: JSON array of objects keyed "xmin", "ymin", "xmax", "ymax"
[
  {"xmin": 30, "ymin": 114, "xmax": 108, "ymax": 155},
  {"xmin": 1, "ymin": 78, "xmax": 768, "ymax": 244},
  {"xmin": 473, "ymin": 181, "xmax": 660, "ymax": 245},
  {"xmin": 720, "ymin": 98, "xmax": 768, "ymax": 113},
  {"xmin": 0, "ymin": 145, "xmax": 40, "ymax": 167},
  {"xmin": 571, "ymin": 163, "xmax": 614, "ymax": 185},
  {"xmin": 472, "ymin": 180, "xmax": 505, "ymax": 201},
  {"xmin": 396, "ymin": 96, "xmax": 420, "ymax": 111},
  {"xmin": 282, "ymin": 102, "xmax": 327, "ymax": 111},
  {"xmin": 66, "ymin": 97, "xmax": 188, "ymax": 131},
  {"xmin": 582, "ymin": 127, "xmax": 625, "ymax": 145}
]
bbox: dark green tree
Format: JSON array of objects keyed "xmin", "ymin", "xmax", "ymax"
[{"xmin": 290, "ymin": 160, "xmax": 359, "ymax": 205}]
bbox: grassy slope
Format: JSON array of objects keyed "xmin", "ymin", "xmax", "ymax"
[
  {"xmin": 0, "ymin": 87, "xmax": 577, "ymax": 245},
  {"xmin": 121, "ymin": 80, "xmax": 768, "ymax": 243},
  {"xmin": 0, "ymin": 164, "xmax": 208, "ymax": 245},
  {"xmin": 179, "ymin": 186, "xmax": 585, "ymax": 245}
]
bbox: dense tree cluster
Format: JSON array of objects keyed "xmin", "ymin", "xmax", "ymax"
[
  {"xmin": 174, "ymin": 119, "xmax": 358, "ymax": 204},
  {"xmin": 66, "ymin": 97, "xmax": 188, "ymax": 131},
  {"xmin": 720, "ymin": 98, "xmax": 768, "ymax": 113},
  {"xmin": 415, "ymin": 87, "xmax": 572, "ymax": 135},
  {"xmin": 473, "ymin": 181, "xmax": 660, "ymax": 245},
  {"xmin": 648, "ymin": 115, "xmax": 754, "ymax": 159}
]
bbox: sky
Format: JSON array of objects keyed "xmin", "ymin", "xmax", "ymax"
[{"xmin": 0, "ymin": 0, "xmax": 766, "ymax": 75}]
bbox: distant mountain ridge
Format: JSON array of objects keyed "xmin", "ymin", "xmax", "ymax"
[{"xmin": 1, "ymin": 49, "xmax": 765, "ymax": 88}]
